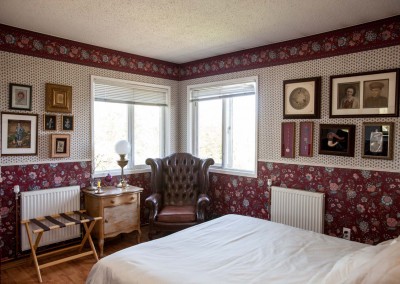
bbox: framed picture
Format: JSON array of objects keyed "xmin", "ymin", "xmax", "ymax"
[
  {"xmin": 43, "ymin": 114, "xmax": 57, "ymax": 131},
  {"xmin": 330, "ymin": 69, "xmax": 399, "ymax": 117},
  {"xmin": 362, "ymin": 122, "xmax": 394, "ymax": 160},
  {"xmin": 9, "ymin": 83, "xmax": 32, "ymax": 111},
  {"xmin": 319, "ymin": 124, "xmax": 355, "ymax": 157},
  {"xmin": 283, "ymin": 77, "xmax": 321, "ymax": 119},
  {"xmin": 281, "ymin": 122, "xmax": 295, "ymax": 158},
  {"xmin": 1, "ymin": 112, "xmax": 38, "ymax": 156},
  {"xmin": 62, "ymin": 115, "xmax": 74, "ymax": 131},
  {"xmin": 299, "ymin": 122, "xmax": 313, "ymax": 157},
  {"xmin": 45, "ymin": 83, "xmax": 72, "ymax": 113},
  {"xmin": 50, "ymin": 134, "xmax": 70, "ymax": 158}
]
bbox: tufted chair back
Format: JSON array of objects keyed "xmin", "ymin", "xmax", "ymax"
[
  {"xmin": 145, "ymin": 153, "xmax": 214, "ymax": 239},
  {"xmin": 161, "ymin": 153, "xmax": 201, "ymax": 206}
]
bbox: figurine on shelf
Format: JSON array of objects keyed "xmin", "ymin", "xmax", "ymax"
[
  {"xmin": 88, "ymin": 174, "xmax": 97, "ymax": 191},
  {"xmin": 96, "ymin": 180, "xmax": 103, "ymax": 194},
  {"xmin": 105, "ymin": 173, "xmax": 112, "ymax": 183}
]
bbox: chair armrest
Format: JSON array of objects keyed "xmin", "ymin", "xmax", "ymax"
[
  {"xmin": 145, "ymin": 193, "xmax": 162, "ymax": 223},
  {"xmin": 196, "ymin": 194, "xmax": 210, "ymax": 222},
  {"xmin": 199, "ymin": 158, "xmax": 215, "ymax": 194}
]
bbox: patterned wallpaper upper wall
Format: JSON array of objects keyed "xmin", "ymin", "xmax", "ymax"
[
  {"xmin": 178, "ymin": 46, "xmax": 400, "ymax": 172},
  {"xmin": 0, "ymin": 51, "xmax": 179, "ymax": 166}
]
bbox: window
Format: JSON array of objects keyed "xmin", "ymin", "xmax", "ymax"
[
  {"xmin": 92, "ymin": 76, "xmax": 170, "ymax": 176},
  {"xmin": 188, "ymin": 77, "xmax": 258, "ymax": 177}
]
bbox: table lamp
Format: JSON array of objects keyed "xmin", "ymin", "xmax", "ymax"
[{"xmin": 115, "ymin": 140, "xmax": 131, "ymax": 188}]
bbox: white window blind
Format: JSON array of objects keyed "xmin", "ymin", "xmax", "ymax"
[
  {"xmin": 93, "ymin": 77, "xmax": 168, "ymax": 106},
  {"xmin": 190, "ymin": 81, "xmax": 256, "ymax": 102}
]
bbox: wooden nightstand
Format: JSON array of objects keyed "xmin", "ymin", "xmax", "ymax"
[{"xmin": 83, "ymin": 186, "xmax": 143, "ymax": 257}]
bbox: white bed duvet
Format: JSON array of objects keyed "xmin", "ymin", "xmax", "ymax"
[{"xmin": 87, "ymin": 214, "xmax": 370, "ymax": 284}]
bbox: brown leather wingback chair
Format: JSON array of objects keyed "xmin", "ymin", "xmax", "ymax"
[{"xmin": 145, "ymin": 153, "xmax": 214, "ymax": 239}]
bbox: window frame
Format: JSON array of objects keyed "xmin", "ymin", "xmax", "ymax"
[
  {"xmin": 91, "ymin": 75, "xmax": 171, "ymax": 177},
  {"xmin": 187, "ymin": 76, "xmax": 258, "ymax": 178}
]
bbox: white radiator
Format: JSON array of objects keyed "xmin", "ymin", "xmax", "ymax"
[
  {"xmin": 21, "ymin": 186, "xmax": 81, "ymax": 251},
  {"xmin": 271, "ymin": 186, "xmax": 325, "ymax": 233}
]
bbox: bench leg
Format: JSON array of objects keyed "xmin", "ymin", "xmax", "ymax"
[
  {"xmin": 79, "ymin": 221, "xmax": 99, "ymax": 261},
  {"xmin": 24, "ymin": 223, "xmax": 43, "ymax": 283}
]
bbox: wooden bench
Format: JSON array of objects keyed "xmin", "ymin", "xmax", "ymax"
[{"xmin": 21, "ymin": 210, "xmax": 102, "ymax": 283}]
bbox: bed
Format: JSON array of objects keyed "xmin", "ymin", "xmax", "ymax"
[{"xmin": 87, "ymin": 214, "xmax": 400, "ymax": 284}]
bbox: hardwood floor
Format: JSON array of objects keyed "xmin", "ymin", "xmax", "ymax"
[{"xmin": 1, "ymin": 227, "xmax": 149, "ymax": 284}]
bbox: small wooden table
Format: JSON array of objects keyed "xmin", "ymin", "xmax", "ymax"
[{"xmin": 83, "ymin": 186, "xmax": 143, "ymax": 257}]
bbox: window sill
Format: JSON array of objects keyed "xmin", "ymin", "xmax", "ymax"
[
  {"xmin": 93, "ymin": 166, "xmax": 151, "ymax": 178},
  {"xmin": 210, "ymin": 167, "xmax": 257, "ymax": 178}
]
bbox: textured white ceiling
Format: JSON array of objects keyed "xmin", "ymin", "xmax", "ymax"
[{"xmin": 0, "ymin": 0, "xmax": 399, "ymax": 63}]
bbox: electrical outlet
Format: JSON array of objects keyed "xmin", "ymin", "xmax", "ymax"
[{"xmin": 343, "ymin": 227, "xmax": 351, "ymax": 240}]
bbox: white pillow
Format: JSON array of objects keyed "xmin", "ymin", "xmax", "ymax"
[
  {"xmin": 343, "ymin": 240, "xmax": 400, "ymax": 284},
  {"xmin": 322, "ymin": 244, "xmax": 384, "ymax": 284}
]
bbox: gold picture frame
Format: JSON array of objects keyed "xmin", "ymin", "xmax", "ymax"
[
  {"xmin": 50, "ymin": 134, "xmax": 70, "ymax": 158},
  {"xmin": 45, "ymin": 83, "xmax": 72, "ymax": 113}
]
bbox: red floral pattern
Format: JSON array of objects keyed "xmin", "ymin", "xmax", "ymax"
[
  {"xmin": 209, "ymin": 162, "xmax": 400, "ymax": 245},
  {"xmin": 0, "ymin": 24, "xmax": 180, "ymax": 80},
  {"xmin": 2, "ymin": 161, "xmax": 400, "ymax": 262},
  {"xmin": 1, "ymin": 16, "xmax": 398, "ymax": 81},
  {"xmin": 180, "ymin": 16, "xmax": 400, "ymax": 79},
  {"xmin": 0, "ymin": 161, "xmax": 151, "ymax": 262}
]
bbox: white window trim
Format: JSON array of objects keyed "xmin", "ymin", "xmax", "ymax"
[
  {"xmin": 91, "ymin": 75, "xmax": 171, "ymax": 177},
  {"xmin": 187, "ymin": 76, "xmax": 258, "ymax": 178}
]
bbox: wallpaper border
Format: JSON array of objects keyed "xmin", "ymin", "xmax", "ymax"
[{"xmin": 1, "ymin": 16, "xmax": 399, "ymax": 81}]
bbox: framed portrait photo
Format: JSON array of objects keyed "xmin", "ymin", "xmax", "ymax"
[
  {"xmin": 299, "ymin": 122, "xmax": 313, "ymax": 157},
  {"xmin": 62, "ymin": 115, "xmax": 74, "ymax": 131},
  {"xmin": 283, "ymin": 77, "xmax": 321, "ymax": 119},
  {"xmin": 9, "ymin": 83, "xmax": 32, "ymax": 111},
  {"xmin": 45, "ymin": 83, "xmax": 72, "ymax": 113},
  {"xmin": 1, "ymin": 112, "xmax": 38, "ymax": 156},
  {"xmin": 43, "ymin": 114, "xmax": 57, "ymax": 131},
  {"xmin": 50, "ymin": 134, "xmax": 70, "ymax": 158},
  {"xmin": 362, "ymin": 122, "xmax": 394, "ymax": 160},
  {"xmin": 330, "ymin": 69, "xmax": 399, "ymax": 117},
  {"xmin": 281, "ymin": 122, "xmax": 295, "ymax": 158},
  {"xmin": 319, "ymin": 124, "xmax": 355, "ymax": 157}
]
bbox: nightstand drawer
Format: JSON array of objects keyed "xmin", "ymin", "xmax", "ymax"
[
  {"xmin": 102, "ymin": 194, "xmax": 137, "ymax": 207},
  {"xmin": 104, "ymin": 203, "xmax": 139, "ymax": 235}
]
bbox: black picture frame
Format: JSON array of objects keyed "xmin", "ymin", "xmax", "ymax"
[
  {"xmin": 362, "ymin": 122, "xmax": 394, "ymax": 160},
  {"xmin": 43, "ymin": 114, "xmax": 57, "ymax": 131},
  {"xmin": 283, "ymin": 77, "xmax": 321, "ymax": 119},
  {"xmin": 62, "ymin": 115, "xmax": 74, "ymax": 131},
  {"xmin": 330, "ymin": 69, "xmax": 399, "ymax": 118},
  {"xmin": 1, "ymin": 112, "xmax": 38, "ymax": 156},
  {"xmin": 319, "ymin": 124, "xmax": 355, "ymax": 157},
  {"xmin": 9, "ymin": 83, "xmax": 32, "ymax": 111}
]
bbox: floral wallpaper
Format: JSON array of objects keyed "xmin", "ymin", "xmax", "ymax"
[
  {"xmin": 209, "ymin": 161, "xmax": 400, "ymax": 245},
  {"xmin": 1, "ymin": 16, "xmax": 398, "ymax": 81},
  {"xmin": 1, "ymin": 160, "xmax": 399, "ymax": 261},
  {"xmin": 0, "ymin": 161, "xmax": 151, "ymax": 262},
  {"xmin": 179, "ymin": 16, "xmax": 400, "ymax": 79},
  {"xmin": 0, "ymin": 24, "xmax": 180, "ymax": 80}
]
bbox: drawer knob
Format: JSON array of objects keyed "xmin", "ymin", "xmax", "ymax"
[
  {"xmin": 105, "ymin": 219, "xmax": 108, "ymax": 223},
  {"xmin": 131, "ymin": 197, "xmax": 134, "ymax": 200},
  {"xmin": 110, "ymin": 200, "xmax": 115, "ymax": 204}
]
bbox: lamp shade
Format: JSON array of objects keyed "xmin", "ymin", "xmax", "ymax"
[{"xmin": 115, "ymin": 140, "xmax": 131, "ymax": 155}]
